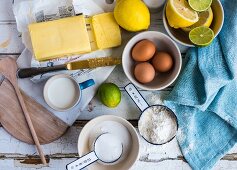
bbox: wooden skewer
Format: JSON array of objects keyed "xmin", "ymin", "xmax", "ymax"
[
  {"xmin": 14, "ymin": 85, "xmax": 47, "ymax": 165},
  {"xmin": 0, "ymin": 57, "xmax": 47, "ymax": 165}
]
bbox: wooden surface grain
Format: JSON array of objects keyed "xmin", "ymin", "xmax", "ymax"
[
  {"xmin": 0, "ymin": 73, "xmax": 68, "ymax": 145},
  {"xmin": 0, "ymin": 0, "xmax": 237, "ymax": 169}
]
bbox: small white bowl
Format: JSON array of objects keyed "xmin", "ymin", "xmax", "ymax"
[
  {"xmin": 163, "ymin": 0, "xmax": 224, "ymax": 47},
  {"xmin": 122, "ymin": 31, "xmax": 182, "ymax": 91},
  {"xmin": 43, "ymin": 74, "xmax": 95, "ymax": 111},
  {"xmin": 78, "ymin": 115, "xmax": 140, "ymax": 170}
]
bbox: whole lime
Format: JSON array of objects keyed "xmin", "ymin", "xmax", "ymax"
[{"xmin": 98, "ymin": 83, "xmax": 121, "ymax": 108}]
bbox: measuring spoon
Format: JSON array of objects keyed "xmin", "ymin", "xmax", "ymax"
[{"xmin": 66, "ymin": 133, "xmax": 123, "ymax": 170}]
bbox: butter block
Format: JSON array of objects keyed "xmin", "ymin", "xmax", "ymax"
[
  {"xmin": 92, "ymin": 13, "xmax": 121, "ymax": 49},
  {"xmin": 28, "ymin": 15, "xmax": 91, "ymax": 61},
  {"xmin": 85, "ymin": 17, "xmax": 98, "ymax": 51}
]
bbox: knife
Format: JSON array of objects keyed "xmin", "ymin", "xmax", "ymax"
[{"xmin": 17, "ymin": 57, "xmax": 122, "ymax": 78}]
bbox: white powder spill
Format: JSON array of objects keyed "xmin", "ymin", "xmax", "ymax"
[{"xmin": 138, "ymin": 105, "xmax": 178, "ymax": 144}]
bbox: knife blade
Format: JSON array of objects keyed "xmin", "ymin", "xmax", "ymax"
[{"xmin": 17, "ymin": 57, "xmax": 122, "ymax": 78}]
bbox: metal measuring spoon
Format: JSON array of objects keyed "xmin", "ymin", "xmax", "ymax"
[
  {"xmin": 125, "ymin": 83, "xmax": 178, "ymax": 145},
  {"xmin": 66, "ymin": 133, "xmax": 123, "ymax": 170}
]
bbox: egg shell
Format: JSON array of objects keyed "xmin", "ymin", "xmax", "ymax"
[
  {"xmin": 152, "ymin": 52, "xmax": 173, "ymax": 72},
  {"xmin": 132, "ymin": 39, "xmax": 156, "ymax": 62},
  {"xmin": 134, "ymin": 62, "xmax": 155, "ymax": 84}
]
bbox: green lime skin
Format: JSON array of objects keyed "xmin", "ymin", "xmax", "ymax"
[{"xmin": 98, "ymin": 83, "xmax": 121, "ymax": 108}]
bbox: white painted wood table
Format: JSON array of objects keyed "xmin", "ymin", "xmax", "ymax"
[{"xmin": 1, "ymin": 0, "xmax": 237, "ymax": 169}]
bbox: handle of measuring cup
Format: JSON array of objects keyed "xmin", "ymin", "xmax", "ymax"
[
  {"xmin": 124, "ymin": 83, "xmax": 149, "ymax": 112},
  {"xmin": 66, "ymin": 151, "xmax": 98, "ymax": 170}
]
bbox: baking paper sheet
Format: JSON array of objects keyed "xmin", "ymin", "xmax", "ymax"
[{"xmin": 14, "ymin": 0, "xmax": 119, "ymax": 125}]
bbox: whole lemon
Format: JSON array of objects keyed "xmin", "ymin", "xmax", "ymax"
[
  {"xmin": 98, "ymin": 83, "xmax": 121, "ymax": 108},
  {"xmin": 114, "ymin": 0, "xmax": 150, "ymax": 32}
]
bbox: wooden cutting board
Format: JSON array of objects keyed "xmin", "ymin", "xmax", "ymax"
[{"xmin": 0, "ymin": 58, "xmax": 69, "ymax": 145}]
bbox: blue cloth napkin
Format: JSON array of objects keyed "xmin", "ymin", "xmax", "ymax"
[{"xmin": 164, "ymin": 0, "xmax": 237, "ymax": 169}]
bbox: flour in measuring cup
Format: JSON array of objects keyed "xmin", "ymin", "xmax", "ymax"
[{"xmin": 138, "ymin": 106, "xmax": 177, "ymax": 144}]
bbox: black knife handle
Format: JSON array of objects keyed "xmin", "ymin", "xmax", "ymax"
[{"xmin": 17, "ymin": 65, "xmax": 67, "ymax": 78}]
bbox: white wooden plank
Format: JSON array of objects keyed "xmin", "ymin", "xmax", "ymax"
[
  {"xmin": 133, "ymin": 160, "xmax": 237, "ymax": 170},
  {"xmin": 0, "ymin": 124, "xmax": 237, "ymax": 169},
  {"xmin": 1, "ymin": 124, "xmax": 237, "ymax": 159},
  {"xmin": 0, "ymin": 0, "xmax": 163, "ymax": 22},
  {"xmin": 0, "ymin": 159, "xmax": 189, "ymax": 170},
  {"xmin": 2, "ymin": 156, "xmax": 237, "ymax": 169},
  {"xmin": 0, "ymin": 127, "xmax": 79, "ymax": 155},
  {"xmin": 0, "ymin": 0, "xmax": 15, "ymax": 21},
  {"xmin": 0, "ymin": 159, "xmax": 74, "ymax": 170},
  {"xmin": 79, "ymin": 89, "xmax": 169, "ymax": 120},
  {"xmin": 0, "ymin": 126, "xmax": 182, "ymax": 157},
  {"xmin": 0, "ymin": 24, "xmax": 24, "ymax": 53}
]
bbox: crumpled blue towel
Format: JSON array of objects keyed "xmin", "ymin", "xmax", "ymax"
[{"xmin": 164, "ymin": 0, "xmax": 237, "ymax": 169}]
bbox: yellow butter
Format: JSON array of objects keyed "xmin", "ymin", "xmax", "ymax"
[
  {"xmin": 28, "ymin": 16, "xmax": 91, "ymax": 61},
  {"xmin": 84, "ymin": 17, "xmax": 98, "ymax": 51},
  {"xmin": 92, "ymin": 13, "xmax": 121, "ymax": 49}
]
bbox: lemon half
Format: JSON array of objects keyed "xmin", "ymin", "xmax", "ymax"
[
  {"xmin": 182, "ymin": 8, "xmax": 213, "ymax": 32},
  {"xmin": 166, "ymin": 0, "xmax": 199, "ymax": 28}
]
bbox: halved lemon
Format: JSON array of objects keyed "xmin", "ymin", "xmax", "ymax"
[
  {"xmin": 182, "ymin": 8, "xmax": 213, "ymax": 32},
  {"xmin": 166, "ymin": 0, "xmax": 199, "ymax": 28}
]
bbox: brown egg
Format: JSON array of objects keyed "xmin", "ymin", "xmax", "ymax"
[
  {"xmin": 134, "ymin": 62, "xmax": 155, "ymax": 84},
  {"xmin": 152, "ymin": 52, "xmax": 173, "ymax": 72},
  {"xmin": 132, "ymin": 39, "xmax": 156, "ymax": 62}
]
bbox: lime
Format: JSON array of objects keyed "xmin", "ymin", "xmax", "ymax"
[
  {"xmin": 188, "ymin": 0, "xmax": 212, "ymax": 12},
  {"xmin": 114, "ymin": 0, "xmax": 150, "ymax": 32},
  {"xmin": 166, "ymin": 0, "xmax": 199, "ymax": 28},
  {"xmin": 189, "ymin": 26, "xmax": 214, "ymax": 46},
  {"xmin": 98, "ymin": 83, "xmax": 121, "ymax": 108},
  {"xmin": 182, "ymin": 8, "xmax": 213, "ymax": 32}
]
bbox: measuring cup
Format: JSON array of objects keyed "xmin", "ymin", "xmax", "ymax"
[
  {"xmin": 125, "ymin": 83, "xmax": 178, "ymax": 145},
  {"xmin": 66, "ymin": 133, "xmax": 123, "ymax": 170}
]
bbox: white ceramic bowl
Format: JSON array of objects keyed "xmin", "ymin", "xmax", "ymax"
[
  {"xmin": 78, "ymin": 115, "xmax": 140, "ymax": 170},
  {"xmin": 122, "ymin": 31, "xmax": 182, "ymax": 91},
  {"xmin": 163, "ymin": 0, "xmax": 224, "ymax": 47}
]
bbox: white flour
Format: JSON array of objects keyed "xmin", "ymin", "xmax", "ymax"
[
  {"xmin": 89, "ymin": 121, "xmax": 132, "ymax": 164},
  {"xmin": 138, "ymin": 106, "xmax": 177, "ymax": 144},
  {"xmin": 94, "ymin": 133, "xmax": 123, "ymax": 163}
]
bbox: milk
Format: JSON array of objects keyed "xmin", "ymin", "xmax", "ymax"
[{"xmin": 47, "ymin": 77, "xmax": 78, "ymax": 109}]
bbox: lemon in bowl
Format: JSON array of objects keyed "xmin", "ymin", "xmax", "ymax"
[
  {"xmin": 114, "ymin": 0, "xmax": 150, "ymax": 32},
  {"xmin": 163, "ymin": 0, "xmax": 224, "ymax": 47},
  {"xmin": 181, "ymin": 8, "xmax": 213, "ymax": 32},
  {"xmin": 166, "ymin": 0, "xmax": 199, "ymax": 28}
]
